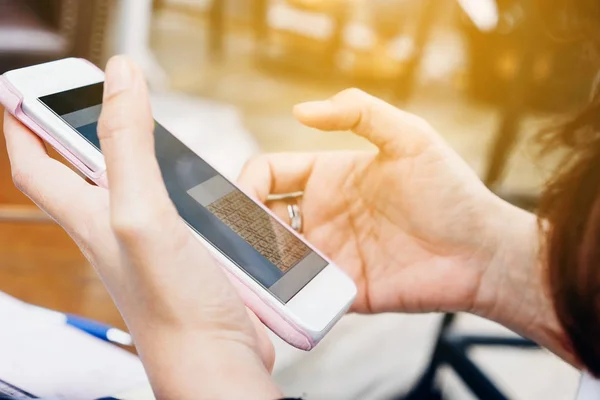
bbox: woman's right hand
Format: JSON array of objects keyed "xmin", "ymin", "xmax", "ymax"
[
  {"xmin": 239, "ymin": 89, "xmax": 568, "ymax": 360},
  {"xmin": 4, "ymin": 56, "xmax": 279, "ymax": 400}
]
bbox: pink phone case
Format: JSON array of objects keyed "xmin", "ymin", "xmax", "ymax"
[{"xmin": 0, "ymin": 61, "xmax": 317, "ymax": 350}]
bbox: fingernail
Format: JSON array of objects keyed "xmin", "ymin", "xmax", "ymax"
[
  {"xmin": 293, "ymin": 100, "xmax": 332, "ymax": 115},
  {"xmin": 104, "ymin": 57, "xmax": 133, "ymax": 100}
]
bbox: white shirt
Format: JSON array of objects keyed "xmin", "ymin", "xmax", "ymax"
[{"xmin": 577, "ymin": 373, "xmax": 600, "ymax": 399}]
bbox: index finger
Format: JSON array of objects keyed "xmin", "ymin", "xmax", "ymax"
[
  {"xmin": 3, "ymin": 111, "xmax": 96, "ymax": 229},
  {"xmin": 98, "ymin": 56, "xmax": 177, "ymax": 230},
  {"xmin": 293, "ymin": 88, "xmax": 437, "ymax": 157},
  {"xmin": 237, "ymin": 153, "xmax": 317, "ymax": 203}
]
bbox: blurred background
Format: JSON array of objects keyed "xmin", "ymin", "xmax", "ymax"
[{"xmin": 0, "ymin": 0, "xmax": 592, "ymax": 399}]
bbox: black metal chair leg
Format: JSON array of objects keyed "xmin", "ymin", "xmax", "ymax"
[
  {"xmin": 208, "ymin": 0, "xmax": 225, "ymax": 61},
  {"xmin": 399, "ymin": 314, "xmax": 457, "ymax": 400},
  {"xmin": 442, "ymin": 339, "xmax": 510, "ymax": 400},
  {"xmin": 483, "ymin": 0, "xmax": 535, "ymax": 192},
  {"xmin": 395, "ymin": 0, "xmax": 437, "ymax": 103}
]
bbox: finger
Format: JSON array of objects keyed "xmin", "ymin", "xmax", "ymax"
[
  {"xmin": 3, "ymin": 111, "xmax": 95, "ymax": 229},
  {"xmin": 265, "ymin": 200, "xmax": 288, "ymax": 224},
  {"xmin": 293, "ymin": 88, "xmax": 436, "ymax": 157},
  {"xmin": 264, "ymin": 197, "xmax": 304, "ymax": 228},
  {"xmin": 237, "ymin": 153, "xmax": 317, "ymax": 202},
  {"xmin": 98, "ymin": 56, "xmax": 178, "ymax": 239},
  {"xmin": 4, "ymin": 111, "xmax": 48, "ymax": 159}
]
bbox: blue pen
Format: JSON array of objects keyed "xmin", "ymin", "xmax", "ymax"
[{"xmin": 29, "ymin": 306, "xmax": 133, "ymax": 347}]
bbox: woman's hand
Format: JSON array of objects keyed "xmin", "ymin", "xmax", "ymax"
[
  {"xmin": 239, "ymin": 89, "xmax": 568, "ymax": 360},
  {"xmin": 3, "ymin": 56, "xmax": 279, "ymax": 400}
]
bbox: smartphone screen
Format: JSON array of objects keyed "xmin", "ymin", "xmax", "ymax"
[{"xmin": 38, "ymin": 83, "xmax": 328, "ymax": 303}]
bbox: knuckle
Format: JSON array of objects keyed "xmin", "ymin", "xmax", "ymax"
[
  {"xmin": 11, "ymin": 168, "xmax": 31, "ymax": 193},
  {"xmin": 242, "ymin": 154, "xmax": 266, "ymax": 172},
  {"xmin": 111, "ymin": 210, "xmax": 154, "ymax": 245},
  {"xmin": 334, "ymin": 88, "xmax": 374, "ymax": 126},
  {"xmin": 97, "ymin": 104, "xmax": 131, "ymax": 142},
  {"xmin": 359, "ymin": 99, "xmax": 374, "ymax": 125},
  {"xmin": 238, "ymin": 155, "xmax": 272, "ymax": 198},
  {"xmin": 110, "ymin": 205, "xmax": 176, "ymax": 247},
  {"xmin": 337, "ymin": 87, "xmax": 367, "ymax": 100},
  {"xmin": 408, "ymin": 114, "xmax": 435, "ymax": 134},
  {"xmin": 334, "ymin": 88, "xmax": 371, "ymax": 105}
]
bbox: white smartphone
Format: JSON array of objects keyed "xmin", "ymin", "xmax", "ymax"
[{"xmin": 0, "ymin": 58, "xmax": 357, "ymax": 350}]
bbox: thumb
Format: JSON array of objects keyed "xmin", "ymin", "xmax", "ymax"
[
  {"xmin": 293, "ymin": 88, "xmax": 436, "ymax": 157},
  {"xmin": 98, "ymin": 56, "xmax": 177, "ymax": 239}
]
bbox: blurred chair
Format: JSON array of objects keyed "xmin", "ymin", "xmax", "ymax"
[
  {"xmin": 459, "ymin": 0, "xmax": 596, "ymax": 201},
  {"xmin": 0, "ymin": 0, "xmax": 68, "ymax": 72},
  {"xmin": 252, "ymin": 0, "xmax": 350, "ymax": 78},
  {"xmin": 0, "ymin": 0, "xmax": 112, "ymax": 223},
  {"xmin": 254, "ymin": 0, "xmax": 436, "ymax": 98},
  {"xmin": 111, "ymin": 0, "xmax": 170, "ymax": 89},
  {"xmin": 0, "ymin": 0, "xmax": 70, "ymax": 72},
  {"xmin": 0, "ymin": 0, "xmax": 112, "ymax": 73},
  {"xmin": 372, "ymin": 0, "xmax": 436, "ymax": 100},
  {"xmin": 156, "ymin": 0, "xmax": 351, "ymax": 74},
  {"xmin": 152, "ymin": 0, "xmax": 438, "ymax": 100},
  {"xmin": 151, "ymin": 0, "xmax": 256, "ymax": 61}
]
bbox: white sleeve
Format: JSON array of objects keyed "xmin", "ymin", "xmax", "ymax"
[{"xmin": 576, "ymin": 372, "xmax": 600, "ymax": 400}]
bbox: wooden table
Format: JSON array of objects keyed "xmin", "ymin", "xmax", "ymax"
[{"xmin": 0, "ymin": 109, "xmax": 127, "ymax": 333}]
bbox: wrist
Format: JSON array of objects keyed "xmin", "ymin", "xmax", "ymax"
[
  {"xmin": 474, "ymin": 199, "xmax": 573, "ymax": 362},
  {"xmin": 133, "ymin": 328, "xmax": 281, "ymax": 400}
]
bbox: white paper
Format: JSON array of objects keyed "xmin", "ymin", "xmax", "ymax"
[{"xmin": 0, "ymin": 292, "xmax": 149, "ymax": 400}]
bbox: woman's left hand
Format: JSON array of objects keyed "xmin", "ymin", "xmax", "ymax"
[{"xmin": 3, "ymin": 56, "xmax": 278, "ymax": 400}]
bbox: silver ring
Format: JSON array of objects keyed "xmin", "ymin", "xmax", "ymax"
[{"xmin": 287, "ymin": 203, "xmax": 302, "ymax": 233}]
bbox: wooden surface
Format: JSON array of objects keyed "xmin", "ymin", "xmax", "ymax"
[{"xmin": 0, "ymin": 109, "xmax": 126, "ymax": 331}]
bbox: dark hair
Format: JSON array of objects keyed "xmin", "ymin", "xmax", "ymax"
[
  {"xmin": 538, "ymin": 0, "xmax": 600, "ymax": 44},
  {"xmin": 537, "ymin": 0, "xmax": 600, "ymax": 377}
]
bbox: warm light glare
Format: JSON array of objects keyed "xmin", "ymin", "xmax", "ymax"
[{"xmin": 457, "ymin": 0, "xmax": 499, "ymax": 32}]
